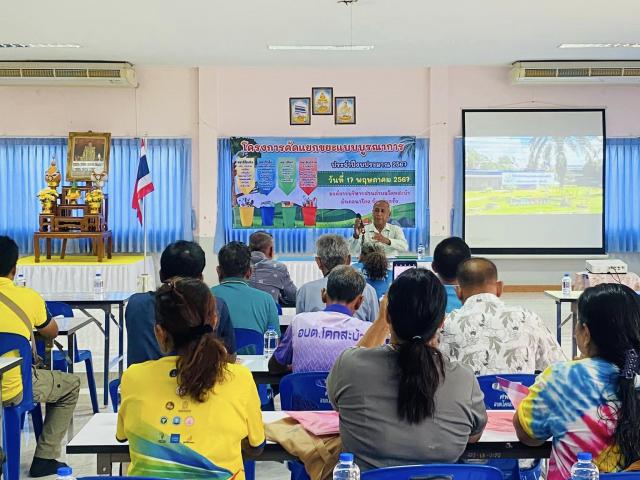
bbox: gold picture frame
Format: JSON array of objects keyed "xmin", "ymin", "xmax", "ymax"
[{"xmin": 66, "ymin": 131, "xmax": 111, "ymax": 181}]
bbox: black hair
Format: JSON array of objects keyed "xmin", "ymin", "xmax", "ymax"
[
  {"xmin": 159, "ymin": 240, "xmax": 206, "ymax": 282},
  {"xmin": 387, "ymin": 268, "xmax": 447, "ymax": 424},
  {"xmin": 0, "ymin": 236, "xmax": 19, "ymax": 277},
  {"xmin": 432, "ymin": 236, "xmax": 471, "ymax": 282},
  {"xmin": 578, "ymin": 283, "xmax": 640, "ymax": 469},
  {"xmin": 326, "ymin": 265, "xmax": 366, "ymax": 303},
  {"xmin": 249, "ymin": 231, "xmax": 273, "ymax": 253},
  {"xmin": 155, "ymin": 277, "xmax": 227, "ymax": 402},
  {"xmin": 218, "ymin": 241, "xmax": 251, "ymax": 278},
  {"xmin": 457, "ymin": 257, "xmax": 498, "ymax": 289}
]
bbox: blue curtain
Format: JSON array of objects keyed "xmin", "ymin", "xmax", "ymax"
[
  {"xmin": 214, "ymin": 138, "xmax": 430, "ymax": 254},
  {"xmin": 0, "ymin": 137, "xmax": 192, "ymax": 254},
  {"xmin": 451, "ymin": 137, "xmax": 464, "ymax": 237},
  {"xmin": 606, "ymin": 138, "xmax": 640, "ymax": 252}
]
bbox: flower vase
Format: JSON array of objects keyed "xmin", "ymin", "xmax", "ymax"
[
  {"xmin": 41, "ymin": 201, "xmax": 53, "ymax": 214},
  {"xmin": 88, "ymin": 202, "xmax": 101, "ymax": 214}
]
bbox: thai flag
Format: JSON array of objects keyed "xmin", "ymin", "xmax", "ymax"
[
  {"xmin": 496, "ymin": 376, "xmax": 530, "ymax": 409},
  {"xmin": 132, "ymin": 139, "xmax": 155, "ymax": 224}
]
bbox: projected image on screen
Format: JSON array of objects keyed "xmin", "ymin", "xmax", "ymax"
[{"xmin": 463, "ymin": 110, "xmax": 605, "ymax": 253}]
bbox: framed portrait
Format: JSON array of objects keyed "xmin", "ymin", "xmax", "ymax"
[
  {"xmin": 335, "ymin": 96, "xmax": 356, "ymax": 125},
  {"xmin": 312, "ymin": 87, "xmax": 333, "ymax": 115},
  {"xmin": 289, "ymin": 97, "xmax": 311, "ymax": 125},
  {"xmin": 66, "ymin": 131, "xmax": 111, "ymax": 181}
]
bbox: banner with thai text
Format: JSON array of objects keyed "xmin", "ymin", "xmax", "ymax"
[{"xmin": 230, "ymin": 136, "xmax": 416, "ymax": 228}]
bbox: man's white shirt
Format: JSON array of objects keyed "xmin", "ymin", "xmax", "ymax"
[
  {"xmin": 440, "ymin": 293, "xmax": 566, "ymax": 375},
  {"xmin": 349, "ymin": 222, "xmax": 409, "ymax": 256}
]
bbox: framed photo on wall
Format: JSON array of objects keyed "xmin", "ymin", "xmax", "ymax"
[
  {"xmin": 289, "ymin": 97, "xmax": 311, "ymax": 125},
  {"xmin": 335, "ymin": 96, "xmax": 356, "ymax": 125},
  {"xmin": 66, "ymin": 131, "xmax": 111, "ymax": 181},
  {"xmin": 312, "ymin": 87, "xmax": 333, "ymax": 115}
]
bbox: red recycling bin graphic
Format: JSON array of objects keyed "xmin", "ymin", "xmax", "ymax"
[
  {"xmin": 299, "ymin": 158, "xmax": 318, "ymax": 195},
  {"xmin": 302, "ymin": 206, "xmax": 317, "ymax": 226}
]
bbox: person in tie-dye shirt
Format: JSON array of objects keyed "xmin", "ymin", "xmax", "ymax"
[{"xmin": 514, "ymin": 283, "xmax": 640, "ymax": 480}]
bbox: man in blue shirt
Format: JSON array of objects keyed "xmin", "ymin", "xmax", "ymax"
[
  {"xmin": 125, "ymin": 241, "xmax": 235, "ymax": 366},
  {"xmin": 212, "ymin": 241, "xmax": 280, "ymax": 334},
  {"xmin": 431, "ymin": 237, "xmax": 471, "ymax": 313}
]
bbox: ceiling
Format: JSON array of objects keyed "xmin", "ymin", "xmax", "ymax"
[{"xmin": 1, "ymin": 0, "xmax": 640, "ymax": 67}]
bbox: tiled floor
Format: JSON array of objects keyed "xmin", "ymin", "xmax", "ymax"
[{"xmin": 17, "ymin": 292, "xmax": 570, "ymax": 479}]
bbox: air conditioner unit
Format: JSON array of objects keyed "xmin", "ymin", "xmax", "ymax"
[
  {"xmin": 0, "ymin": 61, "xmax": 137, "ymax": 87},
  {"xmin": 511, "ymin": 61, "xmax": 640, "ymax": 85}
]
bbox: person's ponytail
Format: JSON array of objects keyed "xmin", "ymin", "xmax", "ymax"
[
  {"xmin": 387, "ymin": 268, "xmax": 447, "ymax": 425},
  {"xmin": 177, "ymin": 329, "xmax": 227, "ymax": 402},
  {"xmin": 397, "ymin": 339, "xmax": 445, "ymax": 424},
  {"xmin": 156, "ymin": 278, "xmax": 229, "ymax": 403}
]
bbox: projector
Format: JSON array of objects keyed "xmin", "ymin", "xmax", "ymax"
[{"xmin": 586, "ymin": 259, "xmax": 628, "ymax": 274}]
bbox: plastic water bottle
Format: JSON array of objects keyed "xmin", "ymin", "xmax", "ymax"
[
  {"xmin": 333, "ymin": 452, "xmax": 360, "ymax": 480},
  {"xmin": 93, "ymin": 272, "xmax": 104, "ymax": 295},
  {"xmin": 56, "ymin": 466, "xmax": 76, "ymax": 480},
  {"xmin": 570, "ymin": 452, "xmax": 599, "ymax": 479},
  {"xmin": 562, "ymin": 273, "xmax": 572, "ymax": 297},
  {"xmin": 15, "ymin": 273, "xmax": 26, "ymax": 287},
  {"xmin": 263, "ymin": 328, "xmax": 279, "ymax": 358},
  {"xmin": 417, "ymin": 243, "xmax": 425, "ymax": 260}
]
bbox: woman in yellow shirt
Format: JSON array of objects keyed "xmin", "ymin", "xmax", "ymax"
[{"xmin": 116, "ymin": 278, "xmax": 265, "ymax": 479}]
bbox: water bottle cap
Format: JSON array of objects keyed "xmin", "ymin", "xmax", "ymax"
[
  {"xmin": 564, "ymin": 273, "xmax": 570, "ymax": 276},
  {"xmin": 96, "ymin": 272, "xmax": 102, "ymax": 276},
  {"xmin": 57, "ymin": 466, "xmax": 73, "ymax": 476},
  {"xmin": 339, "ymin": 452, "xmax": 354, "ymax": 463},
  {"xmin": 577, "ymin": 452, "xmax": 592, "ymax": 461}
]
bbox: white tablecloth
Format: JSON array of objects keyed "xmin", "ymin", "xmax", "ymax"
[{"xmin": 17, "ymin": 256, "xmax": 157, "ymax": 294}]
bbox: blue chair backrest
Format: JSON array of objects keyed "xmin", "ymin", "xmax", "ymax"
[
  {"xmin": 476, "ymin": 374, "xmax": 536, "ymax": 410},
  {"xmin": 601, "ymin": 474, "xmax": 640, "ymax": 478},
  {"xmin": 361, "ymin": 464, "xmax": 504, "ymax": 480},
  {"xmin": 234, "ymin": 328, "xmax": 264, "ymax": 355},
  {"xmin": 45, "ymin": 301, "xmax": 73, "ymax": 318},
  {"xmin": 79, "ymin": 477, "xmax": 173, "ymax": 480},
  {"xmin": 0, "ymin": 333, "xmax": 35, "ymax": 405},
  {"xmin": 280, "ymin": 372, "xmax": 332, "ymax": 411},
  {"xmin": 276, "ymin": 303, "xmax": 283, "ymax": 315}
]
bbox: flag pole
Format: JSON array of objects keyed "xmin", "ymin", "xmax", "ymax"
[{"xmin": 142, "ymin": 196, "xmax": 148, "ymax": 275}]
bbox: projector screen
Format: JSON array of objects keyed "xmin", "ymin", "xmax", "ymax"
[{"xmin": 463, "ymin": 109, "xmax": 605, "ymax": 254}]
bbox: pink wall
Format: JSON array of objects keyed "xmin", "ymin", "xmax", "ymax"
[{"xmin": 2, "ymin": 65, "xmax": 639, "ymax": 242}]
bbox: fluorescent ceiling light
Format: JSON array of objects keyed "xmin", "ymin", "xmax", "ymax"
[
  {"xmin": 559, "ymin": 43, "xmax": 640, "ymax": 49},
  {"xmin": 0, "ymin": 43, "xmax": 81, "ymax": 48},
  {"xmin": 268, "ymin": 45, "xmax": 374, "ymax": 51}
]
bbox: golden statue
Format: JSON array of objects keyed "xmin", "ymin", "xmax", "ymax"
[{"xmin": 45, "ymin": 158, "xmax": 62, "ymax": 189}]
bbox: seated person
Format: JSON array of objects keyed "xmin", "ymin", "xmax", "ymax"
[
  {"xmin": 0, "ymin": 236, "xmax": 81, "ymax": 477},
  {"xmin": 361, "ymin": 246, "xmax": 391, "ymax": 299},
  {"xmin": 431, "ymin": 236, "xmax": 471, "ymax": 313},
  {"xmin": 117, "ymin": 278, "xmax": 265, "ymax": 479},
  {"xmin": 125, "ymin": 240, "xmax": 235, "ymax": 366},
  {"xmin": 328, "ymin": 268, "xmax": 487, "ymax": 471},
  {"xmin": 440, "ymin": 257, "xmax": 565, "ymax": 375},
  {"xmin": 297, "ymin": 234, "xmax": 379, "ymax": 323},
  {"xmin": 248, "ymin": 231, "xmax": 297, "ymax": 307},
  {"xmin": 212, "ymin": 241, "xmax": 280, "ymax": 334},
  {"xmin": 269, "ymin": 265, "xmax": 371, "ymax": 374},
  {"xmin": 350, "ymin": 200, "xmax": 409, "ymax": 256},
  {"xmin": 514, "ymin": 283, "xmax": 640, "ymax": 480}
]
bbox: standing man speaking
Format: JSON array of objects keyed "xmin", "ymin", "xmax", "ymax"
[{"xmin": 350, "ymin": 200, "xmax": 409, "ymax": 256}]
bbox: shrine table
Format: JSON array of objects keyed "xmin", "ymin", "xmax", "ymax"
[{"xmin": 34, "ymin": 231, "xmax": 113, "ymax": 263}]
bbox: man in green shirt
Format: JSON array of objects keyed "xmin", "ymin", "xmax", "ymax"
[{"xmin": 212, "ymin": 241, "xmax": 280, "ymax": 336}]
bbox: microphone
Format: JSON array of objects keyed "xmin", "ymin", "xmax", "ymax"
[{"xmin": 355, "ymin": 213, "xmax": 365, "ymax": 247}]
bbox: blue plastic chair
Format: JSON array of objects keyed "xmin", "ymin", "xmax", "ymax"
[
  {"xmin": 109, "ymin": 378, "xmax": 121, "ymax": 412},
  {"xmin": 476, "ymin": 374, "xmax": 536, "ymax": 410},
  {"xmin": 46, "ymin": 301, "xmax": 99, "ymax": 413},
  {"xmin": 234, "ymin": 328, "xmax": 264, "ymax": 356},
  {"xmin": 476, "ymin": 374, "xmax": 538, "ymax": 480},
  {"xmin": 361, "ymin": 464, "xmax": 504, "ymax": 479},
  {"xmin": 0, "ymin": 333, "xmax": 44, "ymax": 480},
  {"xmin": 79, "ymin": 477, "xmax": 172, "ymax": 479},
  {"xmin": 280, "ymin": 372, "xmax": 332, "ymax": 480},
  {"xmin": 280, "ymin": 371, "xmax": 332, "ymax": 411}
]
